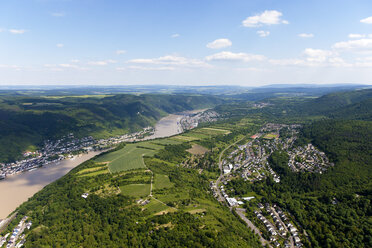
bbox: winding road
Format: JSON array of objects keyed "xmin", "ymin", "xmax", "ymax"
[{"xmin": 215, "ymin": 137, "xmax": 272, "ymax": 247}]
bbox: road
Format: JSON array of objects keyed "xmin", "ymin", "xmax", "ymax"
[
  {"xmin": 215, "ymin": 137, "xmax": 244, "ymax": 202},
  {"xmin": 270, "ymin": 206, "xmax": 295, "ymax": 248},
  {"xmin": 214, "ymin": 137, "xmax": 272, "ymax": 248},
  {"xmin": 236, "ymin": 208, "xmax": 272, "ymax": 248}
]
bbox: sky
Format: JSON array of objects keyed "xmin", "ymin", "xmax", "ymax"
[{"xmin": 1, "ymin": 0, "xmax": 372, "ymax": 86}]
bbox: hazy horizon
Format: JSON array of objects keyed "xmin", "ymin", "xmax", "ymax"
[{"xmin": 1, "ymin": 0, "xmax": 372, "ymax": 86}]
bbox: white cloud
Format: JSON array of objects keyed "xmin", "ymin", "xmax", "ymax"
[
  {"xmin": 269, "ymin": 58, "xmax": 306, "ymax": 66},
  {"xmin": 88, "ymin": 60, "xmax": 117, "ymax": 66},
  {"xmin": 333, "ymin": 38, "xmax": 372, "ymax": 51},
  {"xmin": 205, "ymin": 51, "xmax": 265, "ymax": 62},
  {"xmin": 124, "ymin": 66, "xmax": 175, "ymax": 71},
  {"xmin": 298, "ymin": 33, "xmax": 314, "ymax": 38},
  {"xmin": 270, "ymin": 48, "xmax": 350, "ymax": 67},
  {"xmin": 116, "ymin": 50, "xmax": 126, "ymax": 55},
  {"xmin": 354, "ymin": 57, "xmax": 372, "ymax": 67},
  {"xmin": 303, "ymin": 48, "xmax": 335, "ymax": 62},
  {"xmin": 0, "ymin": 64, "xmax": 21, "ymax": 70},
  {"xmin": 360, "ymin": 16, "xmax": 372, "ymax": 24},
  {"xmin": 9, "ymin": 29, "xmax": 26, "ymax": 34},
  {"xmin": 70, "ymin": 59, "xmax": 80, "ymax": 63},
  {"xmin": 348, "ymin": 33, "xmax": 366, "ymax": 39},
  {"xmin": 51, "ymin": 12, "xmax": 65, "ymax": 17},
  {"xmin": 171, "ymin": 34, "xmax": 180, "ymax": 38},
  {"xmin": 59, "ymin": 63, "xmax": 79, "ymax": 69},
  {"xmin": 128, "ymin": 55, "xmax": 210, "ymax": 68},
  {"xmin": 242, "ymin": 10, "xmax": 288, "ymax": 27},
  {"xmin": 206, "ymin": 38, "xmax": 232, "ymax": 49},
  {"xmin": 56, "ymin": 43, "xmax": 64, "ymax": 48},
  {"xmin": 44, "ymin": 63, "xmax": 88, "ymax": 71},
  {"xmin": 257, "ymin": 30, "xmax": 270, "ymax": 37}
]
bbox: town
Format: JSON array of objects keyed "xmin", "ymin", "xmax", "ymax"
[
  {"xmin": 0, "ymin": 215, "xmax": 31, "ymax": 248},
  {"xmin": 0, "ymin": 110, "xmax": 218, "ymax": 181},
  {"xmin": 210, "ymin": 123, "xmax": 333, "ymax": 247}
]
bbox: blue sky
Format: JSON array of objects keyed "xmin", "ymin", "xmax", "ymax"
[{"xmin": 1, "ymin": 0, "xmax": 372, "ymax": 86}]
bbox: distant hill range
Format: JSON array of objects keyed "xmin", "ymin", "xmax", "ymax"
[
  {"xmin": 0, "ymin": 94, "xmax": 223, "ymax": 162},
  {"xmin": 298, "ymin": 88, "xmax": 372, "ymax": 120}
]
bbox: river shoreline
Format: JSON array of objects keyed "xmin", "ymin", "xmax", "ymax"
[{"xmin": 0, "ymin": 109, "xmax": 207, "ymax": 219}]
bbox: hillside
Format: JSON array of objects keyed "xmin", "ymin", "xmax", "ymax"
[
  {"xmin": 0, "ymin": 94, "xmax": 223, "ymax": 162},
  {"xmin": 8, "ymin": 129, "xmax": 261, "ymax": 247},
  {"xmin": 296, "ymin": 88, "xmax": 372, "ymax": 115}
]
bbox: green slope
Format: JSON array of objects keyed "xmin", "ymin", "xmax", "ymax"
[{"xmin": 0, "ymin": 94, "xmax": 223, "ymax": 162}]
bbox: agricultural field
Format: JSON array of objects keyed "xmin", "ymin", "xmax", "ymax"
[
  {"xmin": 187, "ymin": 144, "xmax": 209, "ymax": 155},
  {"xmin": 170, "ymin": 135, "xmax": 199, "ymax": 141},
  {"xmin": 153, "ymin": 174, "xmax": 173, "ymax": 190},
  {"xmin": 151, "ymin": 138, "xmax": 182, "ymax": 145},
  {"xmin": 197, "ymin": 127, "xmax": 231, "ymax": 135},
  {"xmin": 95, "ymin": 142, "xmax": 161, "ymax": 173},
  {"xmin": 181, "ymin": 132, "xmax": 209, "ymax": 139},
  {"xmin": 120, "ymin": 184, "xmax": 151, "ymax": 197},
  {"xmin": 77, "ymin": 165, "xmax": 109, "ymax": 177},
  {"xmin": 143, "ymin": 199, "xmax": 169, "ymax": 214}
]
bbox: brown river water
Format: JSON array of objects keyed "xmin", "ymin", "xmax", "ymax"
[{"xmin": 0, "ymin": 110, "xmax": 205, "ymax": 219}]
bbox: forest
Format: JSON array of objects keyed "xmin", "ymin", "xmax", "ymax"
[{"xmin": 0, "ymin": 93, "xmax": 223, "ymax": 162}]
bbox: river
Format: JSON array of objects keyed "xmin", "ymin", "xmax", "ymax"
[
  {"xmin": 0, "ymin": 152, "xmax": 100, "ymax": 220},
  {"xmin": 0, "ymin": 109, "xmax": 206, "ymax": 220},
  {"xmin": 145, "ymin": 109, "xmax": 207, "ymax": 140}
]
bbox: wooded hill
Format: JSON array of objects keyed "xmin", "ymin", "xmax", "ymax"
[{"xmin": 0, "ymin": 94, "xmax": 223, "ymax": 162}]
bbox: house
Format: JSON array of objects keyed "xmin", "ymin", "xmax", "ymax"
[
  {"xmin": 81, "ymin": 193, "xmax": 89, "ymax": 199},
  {"xmin": 242, "ymin": 196, "xmax": 255, "ymax": 201},
  {"xmin": 294, "ymin": 236, "xmax": 301, "ymax": 243},
  {"xmin": 290, "ymin": 226, "xmax": 298, "ymax": 233}
]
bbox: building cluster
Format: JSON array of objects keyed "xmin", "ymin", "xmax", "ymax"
[
  {"xmin": 0, "ymin": 216, "xmax": 31, "ymax": 248},
  {"xmin": 98, "ymin": 126, "xmax": 155, "ymax": 145},
  {"xmin": 0, "ymin": 134, "xmax": 95, "ymax": 179},
  {"xmin": 252, "ymin": 102, "xmax": 271, "ymax": 109},
  {"xmin": 221, "ymin": 136, "xmax": 281, "ymax": 184},
  {"xmin": 255, "ymin": 203, "xmax": 302, "ymax": 247},
  {"xmin": 287, "ymin": 143, "xmax": 334, "ymax": 173},
  {"xmin": 179, "ymin": 110, "xmax": 220, "ymax": 131}
]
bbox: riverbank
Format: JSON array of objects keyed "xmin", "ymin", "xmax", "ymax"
[
  {"xmin": 145, "ymin": 109, "xmax": 208, "ymax": 140},
  {"xmin": 0, "ymin": 151, "xmax": 100, "ymax": 219},
  {"xmin": 0, "ymin": 109, "xmax": 208, "ymax": 219}
]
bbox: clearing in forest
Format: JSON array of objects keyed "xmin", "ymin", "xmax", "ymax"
[
  {"xmin": 153, "ymin": 174, "xmax": 173, "ymax": 190},
  {"xmin": 120, "ymin": 184, "xmax": 151, "ymax": 197},
  {"xmin": 187, "ymin": 144, "xmax": 209, "ymax": 155}
]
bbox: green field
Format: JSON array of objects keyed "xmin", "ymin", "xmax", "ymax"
[
  {"xmin": 143, "ymin": 199, "xmax": 169, "ymax": 214},
  {"xmin": 196, "ymin": 127, "xmax": 231, "ymax": 135},
  {"xmin": 120, "ymin": 184, "xmax": 151, "ymax": 197},
  {"xmin": 154, "ymin": 174, "xmax": 173, "ymax": 190},
  {"xmin": 171, "ymin": 135, "xmax": 199, "ymax": 141},
  {"xmin": 151, "ymin": 139, "xmax": 182, "ymax": 145},
  {"xmin": 263, "ymin": 133, "xmax": 279, "ymax": 139},
  {"xmin": 95, "ymin": 143, "xmax": 160, "ymax": 173},
  {"xmin": 183, "ymin": 132, "xmax": 209, "ymax": 139}
]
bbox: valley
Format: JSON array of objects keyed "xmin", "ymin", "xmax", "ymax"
[{"xmin": 0, "ymin": 87, "xmax": 371, "ymax": 247}]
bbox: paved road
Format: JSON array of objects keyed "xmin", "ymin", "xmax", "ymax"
[
  {"xmin": 236, "ymin": 208, "xmax": 272, "ymax": 248},
  {"xmin": 270, "ymin": 207, "xmax": 295, "ymax": 248},
  {"xmin": 214, "ymin": 137, "xmax": 272, "ymax": 248},
  {"xmin": 215, "ymin": 137, "xmax": 244, "ymax": 202}
]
